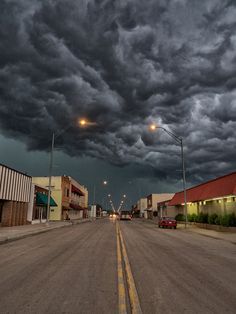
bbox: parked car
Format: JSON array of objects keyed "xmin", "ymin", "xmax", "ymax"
[
  {"xmin": 158, "ymin": 217, "xmax": 177, "ymax": 229},
  {"xmin": 120, "ymin": 210, "xmax": 132, "ymax": 220}
]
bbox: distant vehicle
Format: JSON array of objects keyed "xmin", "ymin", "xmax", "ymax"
[
  {"xmin": 120, "ymin": 210, "xmax": 132, "ymax": 221},
  {"xmin": 102, "ymin": 211, "xmax": 108, "ymax": 217},
  {"xmin": 158, "ymin": 217, "xmax": 177, "ymax": 229},
  {"xmin": 109, "ymin": 212, "xmax": 119, "ymax": 219}
]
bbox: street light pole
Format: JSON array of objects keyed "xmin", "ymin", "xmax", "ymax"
[
  {"xmin": 46, "ymin": 118, "xmax": 91, "ymax": 224},
  {"xmin": 180, "ymin": 138, "xmax": 188, "ymax": 228},
  {"xmin": 150, "ymin": 125, "xmax": 188, "ymax": 228},
  {"xmin": 93, "ymin": 185, "xmax": 96, "ymax": 205},
  {"xmin": 46, "ymin": 132, "xmax": 55, "ymax": 223}
]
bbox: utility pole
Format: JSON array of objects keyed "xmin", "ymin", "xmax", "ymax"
[{"xmin": 46, "ymin": 132, "xmax": 54, "ymax": 223}]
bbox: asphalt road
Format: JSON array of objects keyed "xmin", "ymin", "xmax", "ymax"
[
  {"xmin": 0, "ymin": 219, "xmax": 118, "ymax": 314},
  {"xmin": 0, "ymin": 219, "xmax": 235, "ymax": 314},
  {"xmin": 119, "ymin": 220, "xmax": 236, "ymax": 314}
]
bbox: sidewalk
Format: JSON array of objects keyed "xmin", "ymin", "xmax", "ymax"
[
  {"xmin": 0, "ymin": 219, "xmax": 92, "ymax": 244},
  {"xmin": 177, "ymin": 223, "xmax": 236, "ymax": 244},
  {"xmin": 141, "ymin": 218, "xmax": 236, "ymax": 244}
]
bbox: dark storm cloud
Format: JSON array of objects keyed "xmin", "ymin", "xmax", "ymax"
[{"xmin": 0, "ymin": 0, "xmax": 236, "ymax": 185}]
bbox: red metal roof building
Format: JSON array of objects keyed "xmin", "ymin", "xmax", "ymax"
[{"xmin": 169, "ymin": 172, "xmax": 236, "ymax": 206}]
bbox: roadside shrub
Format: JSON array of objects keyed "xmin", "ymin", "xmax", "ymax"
[
  {"xmin": 188, "ymin": 213, "xmax": 198, "ymax": 222},
  {"xmin": 208, "ymin": 213, "xmax": 218, "ymax": 225},
  {"xmin": 215, "ymin": 215, "xmax": 221, "ymax": 225},
  {"xmin": 196, "ymin": 212, "xmax": 208, "ymax": 223},
  {"xmin": 175, "ymin": 213, "xmax": 185, "ymax": 221},
  {"xmin": 190, "ymin": 212, "xmax": 236, "ymax": 227},
  {"xmin": 228, "ymin": 213, "xmax": 236, "ymax": 227},
  {"xmin": 220, "ymin": 214, "xmax": 230, "ymax": 227}
]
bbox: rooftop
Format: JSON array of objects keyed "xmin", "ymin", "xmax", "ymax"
[{"xmin": 169, "ymin": 172, "xmax": 236, "ymax": 206}]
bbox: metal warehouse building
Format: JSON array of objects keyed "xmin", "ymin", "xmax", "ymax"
[{"xmin": 0, "ymin": 164, "xmax": 32, "ymax": 227}]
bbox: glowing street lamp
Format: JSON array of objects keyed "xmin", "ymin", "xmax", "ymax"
[
  {"xmin": 150, "ymin": 124, "xmax": 156, "ymax": 131},
  {"xmin": 79, "ymin": 119, "xmax": 87, "ymax": 126},
  {"xmin": 149, "ymin": 123, "xmax": 188, "ymax": 228}
]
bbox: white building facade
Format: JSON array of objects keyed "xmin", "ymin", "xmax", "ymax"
[{"xmin": 137, "ymin": 198, "xmax": 147, "ymax": 217}]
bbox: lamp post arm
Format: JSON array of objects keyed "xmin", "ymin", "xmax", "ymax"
[
  {"xmin": 156, "ymin": 126, "xmax": 182, "ymax": 144},
  {"xmin": 54, "ymin": 124, "xmax": 73, "ymax": 140}
]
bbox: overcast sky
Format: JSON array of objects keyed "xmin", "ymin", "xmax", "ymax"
[{"xmin": 0, "ymin": 0, "xmax": 236, "ymax": 207}]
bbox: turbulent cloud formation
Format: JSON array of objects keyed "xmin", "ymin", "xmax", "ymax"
[{"xmin": 0, "ymin": 0, "xmax": 236, "ymax": 185}]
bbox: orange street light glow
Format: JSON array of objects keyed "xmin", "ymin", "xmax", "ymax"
[
  {"xmin": 150, "ymin": 124, "xmax": 156, "ymax": 131},
  {"xmin": 79, "ymin": 119, "xmax": 87, "ymax": 126}
]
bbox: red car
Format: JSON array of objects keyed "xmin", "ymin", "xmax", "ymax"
[{"xmin": 158, "ymin": 217, "xmax": 177, "ymax": 229}]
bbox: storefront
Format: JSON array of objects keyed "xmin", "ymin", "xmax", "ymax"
[{"xmin": 27, "ymin": 184, "xmax": 57, "ymax": 224}]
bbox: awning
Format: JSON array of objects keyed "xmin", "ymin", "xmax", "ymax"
[
  {"xmin": 36, "ymin": 192, "xmax": 57, "ymax": 207},
  {"xmin": 71, "ymin": 185, "xmax": 85, "ymax": 196}
]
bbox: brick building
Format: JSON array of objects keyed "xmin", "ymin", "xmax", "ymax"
[{"xmin": 0, "ymin": 164, "xmax": 32, "ymax": 227}]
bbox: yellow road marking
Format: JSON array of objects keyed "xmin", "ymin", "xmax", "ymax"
[
  {"xmin": 116, "ymin": 223, "xmax": 127, "ymax": 314},
  {"xmin": 118, "ymin": 223, "xmax": 143, "ymax": 314}
]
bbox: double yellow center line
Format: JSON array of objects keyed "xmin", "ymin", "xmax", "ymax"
[{"xmin": 116, "ymin": 222, "xmax": 142, "ymax": 314}]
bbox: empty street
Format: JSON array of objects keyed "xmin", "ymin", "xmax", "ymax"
[{"xmin": 0, "ymin": 219, "xmax": 236, "ymax": 314}]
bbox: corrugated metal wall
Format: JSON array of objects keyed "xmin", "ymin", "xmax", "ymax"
[{"xmin": 0, "ymin": 165, "xmax": 32, "ymax": 202}]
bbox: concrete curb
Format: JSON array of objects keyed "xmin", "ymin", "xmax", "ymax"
[
  {"xmin": 0, "ymin": 219, "xmax": 92, "ymax": 245},
  {"xmin": 177, "ymin": 221, "xmax": 236, "ymax": 233}
]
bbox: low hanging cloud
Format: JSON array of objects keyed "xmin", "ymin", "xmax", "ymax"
[{"xmin": 0, "ymin": 0, "xmax": 236, "ymax": 185}]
